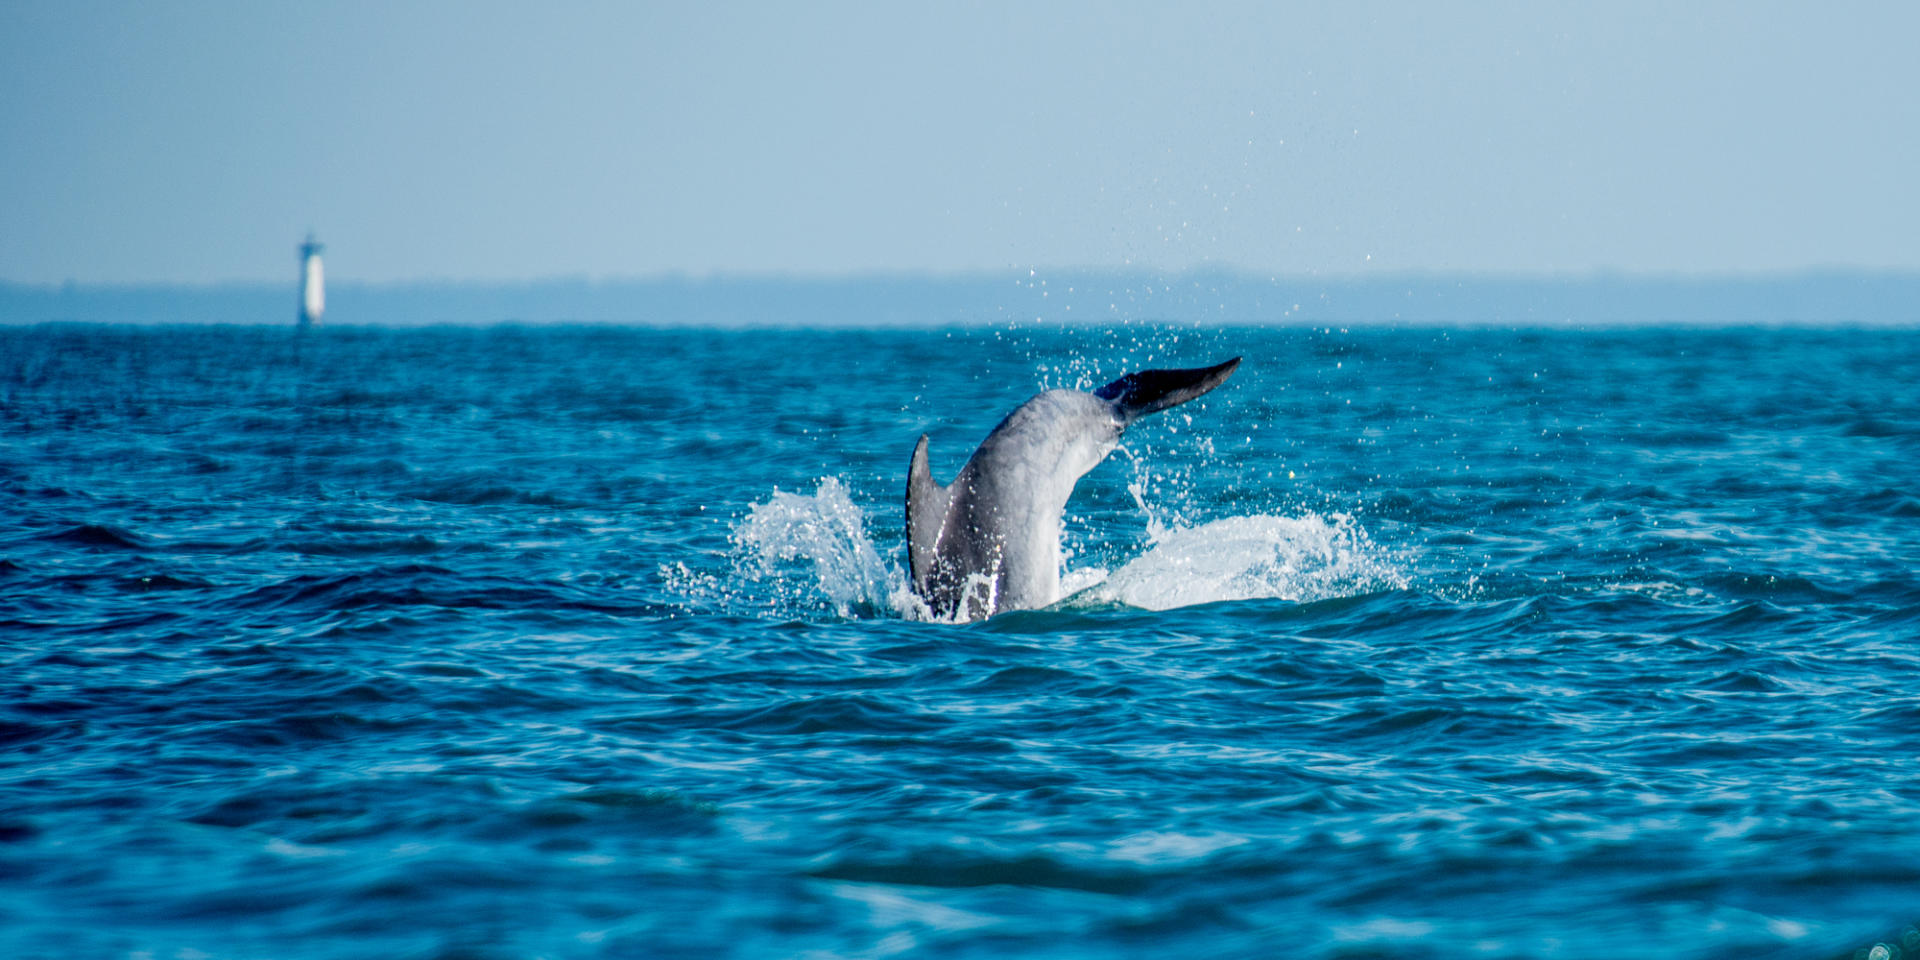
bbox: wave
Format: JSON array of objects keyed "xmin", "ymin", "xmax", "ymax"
[
  {"xmin": 809, "ymin": 846, "xmax": 1151, "ymax": 895},
  {"xmin": 399, "ymin": 472, "xmax": 580, "ymax": 507},
  {"xmin": 231, "ymin": 564, "xmax": 665, "ymax": 618},
  {"xmin": 37, "ymin": 523, "xmax": 146, "ymax": 550}
]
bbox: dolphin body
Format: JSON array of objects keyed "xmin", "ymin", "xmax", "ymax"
[{"xmin": 906, "ymin": 358, "xmax": 1241, "ymax": 621}]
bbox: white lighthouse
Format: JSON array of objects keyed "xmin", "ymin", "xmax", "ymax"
[{"xmin": 298, "ymin": 233, "xmax": 325, "ymax": 328}]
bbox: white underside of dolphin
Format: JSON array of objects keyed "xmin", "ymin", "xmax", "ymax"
[{"xmin": 906, "ymin": 358, "xmax": 1241, "ymax": 621}]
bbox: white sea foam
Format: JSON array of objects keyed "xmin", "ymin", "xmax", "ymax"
[{"xmin": 667, "ymin": 477, "xmax": 1404, "ymax": 620}]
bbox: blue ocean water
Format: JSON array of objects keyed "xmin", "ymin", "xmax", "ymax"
[{"xmin": 2, "ymin": 321, "xmax": 1917, "ymax": 959}]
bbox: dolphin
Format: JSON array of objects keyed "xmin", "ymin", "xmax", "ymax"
[{"xmin": 906, "ymin": 357, "xmax": 1241, "ymax": 621}]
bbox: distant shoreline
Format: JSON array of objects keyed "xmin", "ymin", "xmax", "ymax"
[{"xmin": 4, "ymin": 269, "xmax": 1916, "ymax": 328}]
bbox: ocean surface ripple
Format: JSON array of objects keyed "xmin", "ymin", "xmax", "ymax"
[{"xmin": 2, "ymin": 324, "xmax": 1918, "ymax": 959}]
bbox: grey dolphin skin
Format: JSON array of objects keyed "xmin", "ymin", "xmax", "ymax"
[{"xmin": 906, "ymin": 357, "xmax": 1241, "ymax": 621}]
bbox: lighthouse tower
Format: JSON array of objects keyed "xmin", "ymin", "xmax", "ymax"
[{"xmin": 298, "ymin": 234, "xmax": 325, "ymax": 328}]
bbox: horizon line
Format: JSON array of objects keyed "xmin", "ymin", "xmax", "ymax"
[{"xmin": 7, "ymin": 264, "xmax": 1920, "ymax": 292}]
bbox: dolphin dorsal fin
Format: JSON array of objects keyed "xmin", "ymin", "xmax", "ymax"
[{"xmin": 906, "ymin": 434, "xmax": 953, "ymax": 588}]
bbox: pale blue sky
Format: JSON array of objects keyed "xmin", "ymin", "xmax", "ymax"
[{"xmin": 3, "ymin": 1, "xmax": 1916, "ymax": 284}]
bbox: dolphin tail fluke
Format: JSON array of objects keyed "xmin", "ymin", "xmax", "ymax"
[
  {"xmin": 906, "ymin": 434, "xmax": 952, "ymax": 589},
  {"xmin": 1095, "ymin": 357, "xmax": 1241, "ymax": 423}
]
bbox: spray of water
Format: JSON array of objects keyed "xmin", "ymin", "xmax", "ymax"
[
  {"xmin": 664, "ymin": 475, "xmax": 1405, "ymax": 622},
  {"xmin": 1074, "ymin": 512, "xmax": 1406, "ymax": 611},
  {"xmin": 661, "ymin": 477, "xmax": 917, "ymax": 620}
]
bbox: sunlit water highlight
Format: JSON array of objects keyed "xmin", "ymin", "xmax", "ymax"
[{"xmin": 3, "ymin": 323, "xmax": 1918, "ymax": 960}]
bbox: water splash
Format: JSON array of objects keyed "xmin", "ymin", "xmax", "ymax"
[
  {"xmin": 731, "ymin": 477, "xmax": 909, "ymax": 619},
  {"xmin": 1070, "ymin": 512, "xmax": 1406, "ymax": 611},
  {"xmin": 663, "ymin": 477, "xmax": 915, "ymax": 620},
  {"xmin": 667, "ymin": 476, "xmax": 1402, "ymax": 621}
]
